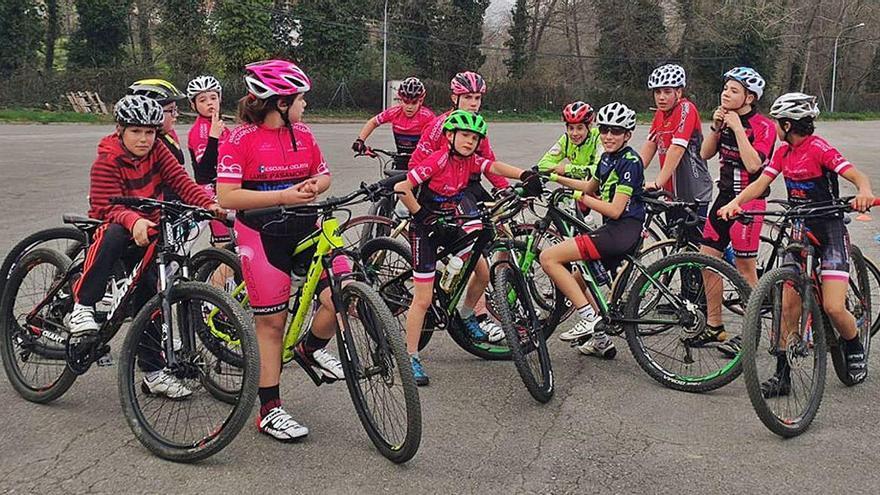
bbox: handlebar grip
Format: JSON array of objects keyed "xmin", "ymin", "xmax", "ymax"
[
  {"xmin": 238, "ymin": 206, "xmax": 284, "ymax": 221},
  {"xmin": 110, "ymin": 196, "xmax": 145, "ymax": 207},
  {"xmin": 377, "ymin": 171, "xmax": 408, "ymax": 190}
]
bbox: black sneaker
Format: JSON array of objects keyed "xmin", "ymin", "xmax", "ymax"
[
  {"xmin": 842, "ymin": 338, "xmax": 868, "ymax": 384},
  {"xmin": 717, "ymin": 335, "xmax": 742, "ymax": 358},
  {"xmin": 683, "ymin": 326, "xmax": 727, "ymax": 348},
  {"xmin": 761, "ymin": 353, "xmax": 791, "ymax": 398}
]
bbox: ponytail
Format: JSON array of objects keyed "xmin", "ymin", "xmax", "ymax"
[{"xmin": 237, "ymin": 94, "xmax": 275, "ymax": 124}]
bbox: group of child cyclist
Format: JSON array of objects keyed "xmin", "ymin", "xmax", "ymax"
[{"xmin": 63, "ymin": 56, "xmax": 874, "ymax": 443}]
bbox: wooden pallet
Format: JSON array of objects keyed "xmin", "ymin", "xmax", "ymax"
[{"xmin": 64, "ymin": 91, "xmax": 108, "ymax": 114}]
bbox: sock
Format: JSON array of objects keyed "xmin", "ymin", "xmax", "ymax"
[
  {"xmin": 258, "ymin": 385, "xmax": 281, "ymax": 416},
  {"xmin": 577, "ymin": 305, "xmax": 596, "ymax": 320},
  {"xmin": 301, "ymin": 333, "xmax": 331, "ymax": 354},
  {"xmin": 409, "ymin": 352, "xmax": 420, "ymax": 360},
  {"xmin": 460, "ymin": 305, "xmax": 475, "ymax": 320}
]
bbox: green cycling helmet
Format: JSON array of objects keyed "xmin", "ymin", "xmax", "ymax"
[{"xmin": 443, "ymin": 110, "xmax": 487, "ymax": 137}]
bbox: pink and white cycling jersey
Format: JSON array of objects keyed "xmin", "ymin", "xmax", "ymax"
[
  {"xmin": 217, "ymin": 122, "xmax": 329, "ymax": 191},
  {"xmin": 375, "ymin": 104, "xmax": 435, "ymax": 138},
  {"xmin": 408, "ymin": 149, "xmax": 492, "ymax": 210},
  {"xmin": 763, "ymin": 135, "xmax": 853, "ymax": 207},
  {"xmin": 187, "ymin": 114, "xmax": 230, "ymax": 185},
  {"xmin": 410, "ymin": 110, "xmax": 508, "ymax": 189}
]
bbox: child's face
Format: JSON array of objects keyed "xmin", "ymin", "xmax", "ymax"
[
  {"xmin": 721, "ymin": 80, "xmax": 754, "ymax": 110},
  {"xmin": 162, "ymin": 102, "xmax": 178, "ymax": 133},
  {"xmin": 566, "ymin": 123, "xmax": 589, "ymax": 145},
  {"xmin": 284, "ymin": 94, "xmax": 307, "ymax": 123},
  {"xmin": 446, "ymin": 130, "xmax": 480, "ymax": 155},
  {"xmin": 401, "ymin": 98, "xmax": 422, "ymax": 117},
  {"xmin": 653, "ymin": 87, "xmax": 681, "ymax": 111},
  {"xmin": 192, "ymin": 91, "xmax": 220, "ymax": 117},
  {"xmin": 119, "ymin": 125, "xmax": 157, "ymax": 157},
  {"xmin": 598, "ymin": 126, "xmax": 630, "ymax": 153},
  {"xmin": 453, "ymin": 93, "xmax": 482, "ymax": 113}
]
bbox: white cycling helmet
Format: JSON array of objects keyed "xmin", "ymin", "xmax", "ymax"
[
  {"xmin": 648, "ymin": 64, "xmax": 686, "ymax": 89},
  {"xmin": 596, "ymin": 102, "xmax": 636, "ymax": 131},
  {"xmin": 770, "ymin": 92, "xmax": 820, "ymax": 120},
  {"xmin": 723, "ymin": 67, "xmax": 766, "ymax": 100},
  {"xmin": 114, "ymin": 95, "xmax": 164, "ymax": 127},
  {"xmin": 187, "ymin": 75, "xmax": 222, "ymax": 100}
]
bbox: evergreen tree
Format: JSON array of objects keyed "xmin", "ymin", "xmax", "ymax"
[{"xmin": 67, "ymin": 0, "xmax": 133, "ymax": 68}]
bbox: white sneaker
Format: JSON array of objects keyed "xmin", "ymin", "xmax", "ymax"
[
  {"xmin": 143, "ymin": 370, "xmax": 193, "ymax": 399},
  {"xmin": 311, "ymin": 348, "xmax": 345, "ymax": 381},
  {"xmin": 258, "ymin": 406, "xmax": 309, "ymax": 442},
  {"xmin": 68, "ymin": 303, "xmax": 99, "ymax": 335},
  {"xmin": 481, "ymin": 319, "xmax": 505, "ymax": 343},
  {"xmin": 559, "ymin": 316, "xmax": 599, "ymax": 342},
  {"xmin": 577, "ymin": 335, "xmax": 617, "ymax": 359}
]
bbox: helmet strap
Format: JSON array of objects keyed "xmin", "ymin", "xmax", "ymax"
[{"xmin": 276, "ymin": 97, "xmax": 298, "ymax": 152}]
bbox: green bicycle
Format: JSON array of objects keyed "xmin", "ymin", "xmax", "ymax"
[{"xmin": 207, "ymin": 176, "xmax": 422, "ymax": 464}]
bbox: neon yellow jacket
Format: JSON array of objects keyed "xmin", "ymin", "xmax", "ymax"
[{"xmin": 537, "ymin": 129, "xmax": 603, "ymax": 180}]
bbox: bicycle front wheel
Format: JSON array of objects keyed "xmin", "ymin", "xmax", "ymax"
[
  {"xmin": 741, "ymin": 266, "xmax": 827, "ymax": 437},
  {"xmin": 117, "ymin": 282, "xmax": 258, "ymax": 462},
  {"xmin": 623, "ymin": 253, "xmax": 751, "ymax": 393},
  {"xmin": 493, "ymin": 260, "xmax": 553, "ymax": 403},
  {"xmin": 337, "ymin": 281, "xmax": 422, "ymax": 463}
]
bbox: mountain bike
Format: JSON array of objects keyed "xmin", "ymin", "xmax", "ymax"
[
  {"xmin": 0, "ymin": 198, "xmax": 258, "ymax": 462},
  {"xmin": 740, "ymin": 198, "xmax": 875, "ymax": 437},
  {"xmin": 210, "ymin": 174, "xmax": 422, "ymax": 463}
]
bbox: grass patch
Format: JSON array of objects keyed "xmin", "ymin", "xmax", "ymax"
[{"xmin": 0, "ymin": 108, "xmax": 112, "ymax": 124}]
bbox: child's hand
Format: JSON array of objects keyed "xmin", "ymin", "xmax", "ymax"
[
  {"xmin": 132, "ymin": 218, "xmax": 157, "ymax": 247},
  {"xmin": 712, "ymin": 107, "xmax": 726, "ymax": 129},
  {"xmin": 717, "ymin": 201, "xmax": 742, "ymax": 221},
  {"xmin": 280, "ymin": 185, "xmax": 315, "ymax": 205},
  {"xmin": 209, "ymin": 109, "xmax": 226, "ymax": 139},
  {"xmin": 852, "ymin": 191, "xmax": 875, "ymax": 213},
  {"xmin": 723, "ymin": 111, "xmax": 743, "ymax": 132}
]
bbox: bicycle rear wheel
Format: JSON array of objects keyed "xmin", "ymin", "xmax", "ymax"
[
  {"xmin": 0, "ymin": 248, "xmax": 77, "ymax": 403},
  {"xmin": 863, "ymin": 254, "xmax": 880, "ymax": 338},
  {"xmin": 493, "ymin": 260, "xmax": 553, "ymax": 403},
  {"xmin": 1, "ymin": 226, "xmax": 85, "ymax": 299},
  {"xmin": 623, "ymin": 253, "xmax": 750, "ymax": 392},
  {"xmin": 117, "ymin": 282, "xmax": 258, "ymax": 462},
  {"xmin": 741, "ymin": 266, "xmax": 826, "ymax": 437},
  {"xmin": 828, "ymin": 245, "xmax": 871, "ymax": 386},
  {"xmin": 337, "ymin": 281, "xmax": 421, "ymax": 463}
]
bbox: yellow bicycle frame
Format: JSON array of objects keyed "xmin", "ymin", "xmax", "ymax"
[{"xmin": 206, "ymin": 217, "xmax": 345, "ymax": 364}]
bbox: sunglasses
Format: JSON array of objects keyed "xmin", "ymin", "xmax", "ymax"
[{"xmin": 598, "ymin": 125, "xmax": 627, "ymax": 136}]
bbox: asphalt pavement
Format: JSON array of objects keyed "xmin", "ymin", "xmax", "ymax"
[{"xmin": 1, "ymin": 120, "xmax": 880, "ymax": 494}]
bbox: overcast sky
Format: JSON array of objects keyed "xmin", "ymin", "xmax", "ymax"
[{"xmin": 487, "ymin": 0, "xmax": 514, "ymax": 25}]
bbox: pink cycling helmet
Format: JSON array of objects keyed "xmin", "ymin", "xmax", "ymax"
[
  {"xmin": 450, "ymin": 71, "xmax": 487, "ymax": 95},
  {"xmin": 244, "ymin": 59, "xmax": 311, "ymax": 100}
]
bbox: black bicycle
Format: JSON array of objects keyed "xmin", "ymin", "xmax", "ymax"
[
  {"xmin": 740, "ymin": 198, "xmax": 874, "ymax": 437},
  {"xmin": 0, "ymin": 198, "xmax": 258, "ymax": 462}
]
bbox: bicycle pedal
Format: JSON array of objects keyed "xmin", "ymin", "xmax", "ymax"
[
  {"xmin": 291, "ymin": 351, "xmax": 325, "ymax": 387},
  {"xmin": 96, "ymin": 353, "xmax": 114, "ymax": 367}
]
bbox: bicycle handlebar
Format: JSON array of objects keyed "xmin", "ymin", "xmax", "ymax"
[
  {"xmin": 735, "ymin": 196, "xmax": 880, "ymax": 224},
  {"xmin": 109, "ymin": 196, "xmax": 230, "ymax": 224},
  {"xmin": 237, "ymin": 174, "xmax": 408, "ymax": 222}
]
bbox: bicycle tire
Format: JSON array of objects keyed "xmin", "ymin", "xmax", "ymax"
[
  {"xmin": 863, "ymin": 254, "xmax": 880, "ymax": 338},
  {"xmin": 622, "ymin": 252, "xmax": 751, "ymax": 392},
  {"xmin": 493, "ymin": 260, "xmax": 553, "ymax": 403},
  {"xmin": 117, "ymin": 282, "xmax": 258, "ymax": 462},
  {"xmin": 828, "ymin": 245, "xmax": 871, "ymax": 386},
  {"xmin": 741, "ymin": 266, "xmax": 827, "ymax": 437},
  {"xmin": 337, "ymin": 281, "xmax": 421, "ymax": 463},
  {"xmin": 0, "ymin": 226, "xmax": 85, "ymax": 299},
  {"xmin": 360, "ymin": 236, "xmax": 434, "ymax": 351},
  {"xmin": 0, "ymin": 248, "xmax": 78, "ymax": 403},
  {"xmin": 341, "ymin": 214, "xmax": 401, "ymax": 252}
]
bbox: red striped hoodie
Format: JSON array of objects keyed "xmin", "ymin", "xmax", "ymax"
[{"xmin": 88, "ymin": 134, "xmax": 214, "ymax": 230}]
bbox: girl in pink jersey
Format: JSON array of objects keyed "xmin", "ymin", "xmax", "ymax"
[
  {"xmin": 393, "ymin": 110, "xmax": 542, "ymax": 386},
  {"xmin": 719, "ymin": 92, "xmax": 874, "ymax": 394},
  {"xmin": 186, "ymin": 75, "xmax": 231, "ymax": 243},
  {"xmin": 217, "ymin": 59, "xmax": 346, "ymax": 442},
  {"xmin": 352, "ymin": 77, "xmax": 435, "ymax": 169}
]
